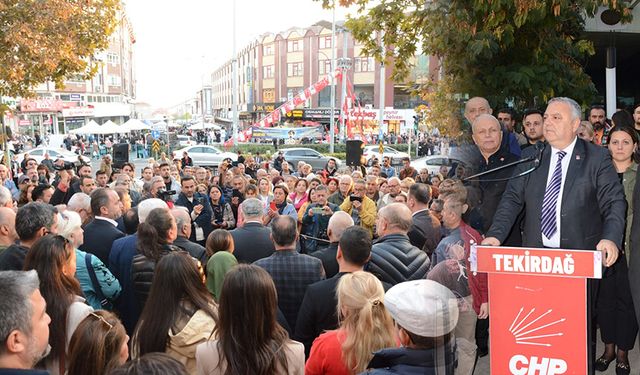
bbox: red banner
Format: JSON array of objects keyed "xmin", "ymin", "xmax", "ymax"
[{"xmin": 473, "ymin": 246, "xmax": 602, "ymax": 375}]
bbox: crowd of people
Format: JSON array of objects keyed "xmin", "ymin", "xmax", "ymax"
[{"xmin": 0, "ymin": 98, "xmax": 639, "ymax": 375}]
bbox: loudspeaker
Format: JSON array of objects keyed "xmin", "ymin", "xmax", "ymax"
[
  {"xmin": 112, "ymin": 143, "xmax": 129, "ymax": 169},
  {"xmin": 346, "ymin": 140, "xmax": 364, "ymax": 167}
]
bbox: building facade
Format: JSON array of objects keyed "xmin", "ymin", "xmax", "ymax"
[{"xmin": 15, "ymin": 12, "xmax": 137, "ymax": 136}]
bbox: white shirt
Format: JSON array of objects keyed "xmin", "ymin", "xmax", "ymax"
[
  {"xmin": 95, "ymin": 216, "xmax": 118, "ymax": 227},
  {"xmin": 542, "ymin": 137, "xmax": 577, "ymax": 248}
]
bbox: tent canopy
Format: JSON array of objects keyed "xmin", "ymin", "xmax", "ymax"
[
  {"xmin": 69, "ymin": 120, "xmax": 101, "ymax": 135},
  {"xmin": 188, "ymin": 122, "xmax": 221, "ymax": 131},
  {"xmin": 93, "ymin": 120, "xmax": 126, "ymax": 134},
  {"xmin": 122, "ymin": 118, "xmax": 151, "ymax": 131}
]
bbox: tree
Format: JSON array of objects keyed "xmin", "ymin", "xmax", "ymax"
[
  {"xmin": 0, "ymin": 0, "xmax": 120, "ymax": 98},
  {"xmin": 329, "ymin": 0, "xmax": 632, "ymax": 134}
]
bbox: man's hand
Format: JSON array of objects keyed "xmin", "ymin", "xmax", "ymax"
[
  {"xmin": 58, "ymin": 169, "xmax": 70, "ymax": 184},
  {"xmin": 481, "ymin": 237, "xmax": 501, "ymax": 246},
  {"xmin": 597, "ymin": 239, "xmax": 619, "ymax": 267},
  {"xmin": 352, "ymin": 200, "xmax": 362, "ymax": 210},
  {"xmin": 478, "ymin": 303, "xmax": 489, "ymax": 319},
  {"xmin": 322, "ymin": 205, "xmax": 333, "ymax": 215},
  {"xmin": 193, "ymin": 204, "xmax": 203, "ymax": 216}
]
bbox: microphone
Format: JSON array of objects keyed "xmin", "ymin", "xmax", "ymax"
[{"xmin": 463, "ymin": 142, "xmax": 545, "ymax": 183}]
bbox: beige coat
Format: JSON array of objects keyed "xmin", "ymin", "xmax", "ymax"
[
  {"xmin": 195, "ymin": 339, "xmax": 304, "ymax": 375},
  {"xmin": 166, "ymin": 309, "xmax": 217, "ymax": 374}
]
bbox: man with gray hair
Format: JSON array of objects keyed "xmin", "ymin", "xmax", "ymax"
[
  {"xmin": 67, "ymin": 192, "xmax": 91, "ymax": 225},
  {"xmin": 465, "ymin": 96, "xmax": 520, "ymax": 156},
  {"xmin": 0, "ymin": 185, "xmax": 13, "ymax": 209},
  {"xmin": 0, "ymin": 203, "xmax": 58, "ymax": 271},
  {"xmin": 301, "ymin": 184, "xmax": 340, "ymax": 254},
  {"xmin": 0, "ymin": 270, "xmax": 51, "ymax": 372},
  {"xmin": 109, "ymin": 198, "xmax": 167, "ymax": 335},
  {"xmin": 367, "ymin": 203, "xmax": 430, "ymax": 285},
  {"xmin": 309, "ymin": 211, "xmax": 353, "ymax": 278},
  {"xmin": 171, "ymin": 207, "xmax": 207, "ymax": 264},
  {"xmin": 230, "ymin": 198, "xmax": 275, "ymax": 263}
]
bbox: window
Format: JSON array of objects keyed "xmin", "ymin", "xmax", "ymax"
[
  {"xmin": 48, "ymin": 150, "xmax": 59, "ymax": 157},
  {"xmin": 318, "ymin": 59, "xmax": 332, "ymax": 75},
  {"xmin": 108, "ymin": 75, "xmax": 121, "ymax": 86},
  {"xmin": 287, "ymin": 39, "xmax": 301, "ymax": 52},
  {"xmin": 263, "ymin": 44, "xmax": 274, "ymax": 56},
  {"xmin": 107, "ymin": 53, "xmax": 119, "ymax": 65},
  {"xmin": 287, "ymin": 150, "xmax": 305, "ymax": 156},
  {"xmin": 287, "ymin": 62, "xmax": 303, "ymax": 77},
  {"xmin": 355, "ymin": 57, "xmax": 375, "ymax": 72},
  {"xmin": 30, "ymin": 150, "xmax": 43, "ymax": 156},
  {"xmin": 319, "ymin": 36, "xmax": 332, "ymax": 49},
  {"xmin": 263, "ymin": 65, "xmax": 274, "ymax": 79},
  {"xmin": 305, "ymin": 150, "xmax": 320, "ymax": 157}
]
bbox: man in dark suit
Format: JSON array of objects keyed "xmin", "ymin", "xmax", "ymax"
[
  {"xmin": 80, "ymin": 188, "xmax": 124, "ymax": 264},
  {"xmin": 174, "ymin": 176, "xmax": 212, "ymax": 246},
  {"xmin": 171, "ymin": 207, "xmax": 207, "ymax": 265},
  {"xmin": 296, "ymin": 226, "xmax": 391, "ymax": 357},
  {"xmin": 309, "ymin": 211, "xmax": 353, "ymax": 279},
  {"xmin": 407, "ymin": 183, "xmax": 441, "ymax": 256},
  {"xmin": 484, "ymin": 97, "xmax": 626, "ymax": 370},
  {"xmin": 230, "ymin": 198, "xmax": 275, "ymax": 263},
  {"xmin": 254, "ymin": 215, "xmax": 325, "ymax": 330}
]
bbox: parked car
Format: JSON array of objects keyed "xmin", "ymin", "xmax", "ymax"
[
  {"xmin": 362, "ymin": 145, "xmax": 410, "ymax": 166},
  {"xmin": 177, "ymin": 135, "xmax": 196, "ymax": 147},
  {"xmin": 274, "ymin": 148, "xmax": 342, "ymax": 171},
  {"xmin": 174, "ymin": 145, "xmax": 237, "ymax": 167},
  {"xmin": 410, "ymin": 155, "xmax": 466, "ymax": 176},
  {"xmin": 17, "ymin": 147, "xmax": 90, "ymax": 166}
]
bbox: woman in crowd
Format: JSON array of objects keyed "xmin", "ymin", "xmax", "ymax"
[
  {"xmin": 131, "ymin": 207, "xmax": 180, "ymax": 308},
  {"xmin": 209, "ymin": 185, "xmax": 235, "ymax": 229},
  {"xmin": 284, "ymin": 175, "xmax": 298, "ymax": 196},
  {"xmin": 258, "ymin": 177, "xmax": 273, "ymax": 205},
  {"xmin": 37, "ymin": 164, "xmax": 51, "ymax": 184},
  {"xmin": 133, "ymin": 252, "xmax": 217, "ymax": 374},
  {"xmin": 244, "ymin": 183, "xmax": 258, "ymax": 199},
  {"xmin": 18, "ymin": 183, "xmax": 35, "ymax": 207},
  {"xmin": 595, "ymin": 126, "xmax": 639, "ymax": 374},
  {"xmin": 67, "ymin": 311, "xmax": 129, "ymax": 375},
  {"xmin": 378, "ymin": 179, "xmax": 389, "ymax": 196},
  {"xmin": 263, "ymin": 185, "xmax": 297, "ymax": 225},
  {"xmin": 297, "ymin": 187, "xmax": 317, "ymax": 224},
  {"xmin": 24, "ymin": 234, "xmax": 93, "ymax": 375},
  {"xmin": 205, "ymin": 229, "xmax": 237, "ymax": 301},
  {"xmin": 289, "ymin": 178, "xmax": 309, "ymax": 212},
  {"xmin": 577, "ymin": 121, "xmax": 595, "ymax": 143},
  {"xmin": 196, "ymin": 183, "xmax": 209, "ymax": 195},
  {"xmin": 196, "ymin": 264, "xmax": 304, "ymax": 375},
  {"xmin": 58, "ymin": 210, "xmax": 121, "ymax": 310},
  {"xmin": 115, "ymin": 187, "xmax": 133, "ymax": 212},
  {"xmin": 305, "ymin": 271, "xmax": 395, "ymax": 375},
  {"xmin": 309, "ymin": 177, "xmax": 322, "ymax": 191},
  {"xmin": 327, "ymin": 177, "xmax": 339, "ymax": 196}
]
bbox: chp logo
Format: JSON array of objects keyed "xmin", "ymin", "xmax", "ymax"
[{"xmin": 508, "ymin": 306, "xmax": 568, "ymax": 375}]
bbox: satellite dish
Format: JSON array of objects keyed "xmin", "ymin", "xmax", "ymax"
[{"xmin": 600, "ymin": 9, "xmax": 622, "ymax": 26}]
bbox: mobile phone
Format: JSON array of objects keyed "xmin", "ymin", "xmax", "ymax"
[
  {"xmin": 311, "ymin": 207, "xmax": 324, "ymax": 214},
  {"xmin": 270, "ymin": 201, "xmax": 277, "ymax": 211}
]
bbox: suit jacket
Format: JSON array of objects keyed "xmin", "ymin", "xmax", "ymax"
[
  {"xmin": 174, "ymin": 192, "xmax": 213, "ymax": 243},
  {"xmin": 230, "ymin": 222, "xmax": 275, "ymax": 263},
  {"xmin": 254, "ymin": 249, "xmax": 325, "ymax": 331},
  {"xmin": 108, "ymin": 234, "xmax": 139, "ymax": 335},
  {"xmin": 407, "ymin": 209, "xmax": 442, "ymax": 256},
  {"xmin": 173, "ymin": 236, "xmax": 207, "ymax": 265},
  {"xmin": 79, "ymin": 218, "xmax": 125, "ymax": 264},
  {"xmin": 487, "ymin": 139, "xmax": 626, "ymax": 251}
]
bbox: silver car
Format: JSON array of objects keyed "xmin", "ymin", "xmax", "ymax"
[
  {"xmin": 276, "ymin": 148, "xmax": 341, "ymax": 171},
  {"xmin": 175, "ymin": 145, "xmax": 237, "ymax": 167}
]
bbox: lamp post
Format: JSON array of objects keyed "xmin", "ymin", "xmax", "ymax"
[{"xmin": 329, "ymin": 0, "xmax": 336, "ymax": 153}]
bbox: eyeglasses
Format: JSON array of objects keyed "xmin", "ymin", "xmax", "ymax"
[{"xmin": 88, "ymin": 312, "xmax": 114, "ymax": 331}]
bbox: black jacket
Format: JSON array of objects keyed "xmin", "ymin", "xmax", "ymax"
[
  {"xmin": 230, "ymin": 222, "xmax": 275, "ymax": 263},
  {"xmin": 0, "ymin": 244, "xmax": 30, "ymax": 271},
  {"xmin": 79, "ymin": 218, "xmax": 125, "ymax": 264},
  {"xmin": 173, "ymin": 236, "xmax": 207, "ymax": 265},
  {"xmin": 407, "ymin": 210, "xmax": 442, "ymax": 256},
  {"xmin": 174, "ymin": 192, "xmax": 213, "ymax": 244},
  {"xmin": 367, "ymin": 233, "xmax": 430, "ymax": 286},
  {"xmin": 309, "ymin": 242, "xmax": 339, "ymax": 278},
  {"xmin": 362, "ymin": 346, "xmax": 456, "ymax": 375},
  {"xmin": 130, "ymin": 245, "xmax": 178, "ymax": 310}
]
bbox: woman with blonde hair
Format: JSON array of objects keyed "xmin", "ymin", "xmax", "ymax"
[{"xmin": 305, "ymin": 271, "xmax": 396, "ymax": 375}]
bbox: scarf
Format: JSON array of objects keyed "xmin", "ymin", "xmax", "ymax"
[{"xmin": 276, "ymin": 200, "xmax": 288, "ymax": 215}]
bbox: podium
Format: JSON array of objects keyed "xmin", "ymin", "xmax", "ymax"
[{"xmin": 471, "ymin": 246, "xmax": 602, "ymax": 375}]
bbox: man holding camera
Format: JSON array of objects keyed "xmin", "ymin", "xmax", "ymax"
[
  {"xmin": 175, "ymin": 176, "xmax": 213, "ymax": 246},
  {"xmin": 159, "ymin": 162, "xmax": 181, "ymax": 201},
  {"xmin": 301, "ymin": 185, "xmax": 340, "ymax": 254},
  {"xmin": 339, "ymin": 179, "xmax": 376, "ymax": 238},
  {"xmin": 50, "ymin": 163, "xmax": 91, "ymax": 205}
]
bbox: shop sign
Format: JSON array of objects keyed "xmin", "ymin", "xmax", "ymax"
[{"xmin": 19, "ymin": 99, "xmax": 63, "ymax": 113}]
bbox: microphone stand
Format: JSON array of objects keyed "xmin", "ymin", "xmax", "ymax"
[{"xmin": 463, "ymin": 144, "xmax": 545, "ymax": 183}]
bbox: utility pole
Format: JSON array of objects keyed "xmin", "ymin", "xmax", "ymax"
[
  {"xmin": 340, "ymin": 31, "xmax": 348, "ymax": 142},
  {"xmin": 329, "ymin": 0, "xmax": 337, "ymax": 153}
]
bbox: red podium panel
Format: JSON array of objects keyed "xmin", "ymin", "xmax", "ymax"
[{"xmin": 472, "ymin": 246, "xmax": 602, "ymax": 375}]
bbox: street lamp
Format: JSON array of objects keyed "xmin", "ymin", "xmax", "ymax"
[{"xmin": 329, "ymin": 0, "xmax": 336, "ymax": 153}]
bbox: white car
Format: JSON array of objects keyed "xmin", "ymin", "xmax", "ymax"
[
  {"xmin": 17, "ymin": 147, "xmax": 90, "ymax": 165},
  {"xmin": 362, "ymin": 145, "xmax": 410, "ymax": 166},
  {"xmin": 411, "ymin": 155, "xmax": 466, "ymax": 175},
  {"xmin": 177, "ymin": 135, "xmax": 196, "ymax": 147},
  {"xmin": 176, "ymin": 145, "xmax": 238, "ymax": 167}
]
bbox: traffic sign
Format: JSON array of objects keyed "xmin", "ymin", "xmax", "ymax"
[
  {"xmin": 152, "ymin": 140, "xmax": 161, "ymax": 153},
  {"xmin": 151, "ymin": 130, "xmax": 160, "ymax": 139}
]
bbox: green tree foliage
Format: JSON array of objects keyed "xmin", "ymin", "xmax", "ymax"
[
  {"xmin": 0, "ymin": 0, "xmax": 120, "ymax": 97},
  {"xmin": 327, "ymin": 0, "xmax": 631, "ymax": 134}
]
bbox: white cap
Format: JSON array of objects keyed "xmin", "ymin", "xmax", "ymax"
[{"xmin": 384, "ymin": 279, "xmax": 459, "ymax": 337}]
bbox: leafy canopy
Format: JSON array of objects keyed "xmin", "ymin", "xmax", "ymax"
[{"xmin": 0, "ymin": 0, "xmax": 120, "ymax": 97}]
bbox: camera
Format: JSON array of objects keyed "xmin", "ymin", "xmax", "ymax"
[
  {"xmin": 157, "ymin": 188, "xmax": 176, "ymax": 202},
  {"xmin": 195, "ymin": 197, "xmax": 205, "ymax": 205},
  {"xmin": 311, "ymin": 207, "xmax": 324, "ymax": 214},
  {"xmin": 349, "ymin": 194, "xmax": 362, "ymax": 203},
  {"xmin": 53, "ymin": 161, "xmax": 75, "ymax": 171}
]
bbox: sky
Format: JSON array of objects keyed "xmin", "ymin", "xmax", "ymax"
[{"xmin": 125, "ymin": 0, "xmax": 361, "ymax": 109}]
